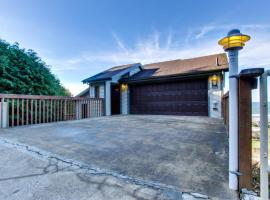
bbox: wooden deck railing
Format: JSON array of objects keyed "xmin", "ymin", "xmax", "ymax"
[{"xmin": 0, "ymin": 94, "xmax": 104, "ymax": 128}]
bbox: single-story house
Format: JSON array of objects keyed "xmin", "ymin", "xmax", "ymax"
[{"xmin": 81, "ymin": 53, "xmax": 228, "ymax": 118}]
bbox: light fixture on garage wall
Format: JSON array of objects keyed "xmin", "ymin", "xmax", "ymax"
[
  {"xmin": 211, "ymin": 74, "xmax": 218, "ymax": 88},
  {"xmin": 121, "ymin": 84, "xmax": 128, "ymax": 92}
]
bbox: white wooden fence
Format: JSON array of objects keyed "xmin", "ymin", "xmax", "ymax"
[{"xmin": 0, "ymin": 94, "xmax": 104, "ymax": 128}]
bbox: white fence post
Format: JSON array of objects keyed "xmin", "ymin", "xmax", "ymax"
[
  {"xmin": 259, "ymin": 70, "xmax": 269, "ymax": 200},
  {"xmin": 75, "ymin": 100, "xmax": 81, "ymax": 120},
  {"xmin": 0, "ymin": 99, "xmax": 9, "ymax": 128}
]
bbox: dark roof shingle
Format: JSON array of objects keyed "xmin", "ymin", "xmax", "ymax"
[
  {"xmin": 122, "ymin": 53, "xmax": 228, "ymax": 82},
  {"xmin": 82, "ymin": 63, "xmax": 140, "ymax": 83}
]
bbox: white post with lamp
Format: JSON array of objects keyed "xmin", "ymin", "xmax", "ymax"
[{"xmin": 218, "ymin": 29, "xmax": 250, "ymax": 190}]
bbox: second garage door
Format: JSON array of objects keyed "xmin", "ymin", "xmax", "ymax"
[{"xmin": 130, "ymin": 78, "xmax": 208, "ymax": 116}]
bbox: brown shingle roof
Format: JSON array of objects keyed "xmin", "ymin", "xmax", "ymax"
[
  {"xmin": 122, "ymin": 53, "xmax": 228, "ymax": 82},
  {"xmin": 144, "ymin": 53, "xmax": 228, "ymax": 77}
]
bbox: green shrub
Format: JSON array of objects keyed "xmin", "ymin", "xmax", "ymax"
[{"xmin": 0, "ymin": 40, "xmax": 70, "ymax": 96}]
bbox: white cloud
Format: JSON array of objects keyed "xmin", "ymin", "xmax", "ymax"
[
  {"xmin": 111, "ymin": 32, "xmax": 129, "ymax": 55},
  {"xmin": 195, "ymin": 26, "xmax": 216, "ymax": 39},
  {"xmin": 50, "ymin": 33, "xmax": 220, "ymax": 69},
  {"xmin": 166, "ymin": 31, "xmax": 172, "ymax": 49},
  {"xmin": 42, "ymin": 24, "xmax": 270, "ymax": 99},
  {"xmin": 49, "ymin": 24, "xmax": 270, "ymax": 71},
  {"xmin": 194, "ymin": 24, "xmax": 270, "ymax": 40}
]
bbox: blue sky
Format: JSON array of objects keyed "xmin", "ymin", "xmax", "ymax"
[{"xmin": 0, "ymin": 0, "xmax": 269, "ymax": 100}]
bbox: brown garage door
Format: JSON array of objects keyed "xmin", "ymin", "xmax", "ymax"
[{"xmin": 130, "ymin": 78, "xmax": 208, "ymax": 116}]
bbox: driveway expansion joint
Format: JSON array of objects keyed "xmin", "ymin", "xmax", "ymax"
[{"xmin": 0, "ymin": 136, "xmax": 184, "ymax": 200}]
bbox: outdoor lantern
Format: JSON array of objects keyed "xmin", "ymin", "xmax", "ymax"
[
  {"xmin": 211, "ymin": 74, "xmax": 218, "ymax": 88},
  {"xmin": 121, "ymin": 84, "xmax": 128, "ymax": 92},
  {"xmin": 218, "ymin": 29, "xmax": 250, "ymax": 51}
]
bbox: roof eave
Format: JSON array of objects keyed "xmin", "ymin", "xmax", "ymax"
[
  {"xmin": 82, "ymin": 77, "xmax": 111, "ymax": 84},
  {"xmin": 82, "ymin": 63, "xmax": 142, "ymax": 84},
  {"xmin": 120, "ymin": 68, "xmax": 228, "ymax": 84}
]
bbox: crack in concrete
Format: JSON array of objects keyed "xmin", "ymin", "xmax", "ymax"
[{"xmin": 0, "ymin": 137, "xmax": 183, "ymax": 200}]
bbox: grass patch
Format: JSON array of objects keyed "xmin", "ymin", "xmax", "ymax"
[{"xmin": 252, "ymin": 138, "xmax": 270, "ymax": 149}]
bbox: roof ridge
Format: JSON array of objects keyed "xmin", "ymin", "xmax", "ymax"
[
  {"xmin": 144, "ymin": 59, "xmax": 182, "ymax": 66},
  {"xmin": 144, "ymin": 53, "xmax": 226, "ymax": 66}
]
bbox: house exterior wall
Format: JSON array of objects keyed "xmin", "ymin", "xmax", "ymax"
[
  {"xmin": 87, "ymin": 64, "xmax": 142, "ymax": 116},
  {"xmin": 89, "ymin": 85, "xmax": 95, "ymax": 98},
  {"xmin": 121, "ymin": 85, "xmax": 129, "ymax": 115},
  {"xmin": 89, "ymin": 84, "xmax": 105, "ymax": 98},
  {"xmin": 99, "ymin": 85, "xmax": 105, "ymax": 98},
  {"xmin": 208, "ymin": 74, "xmax": 223, "ymax": 118},
  {"xmin": 105, "ymin": 81, "xmax": 111, "ymax": 116}
]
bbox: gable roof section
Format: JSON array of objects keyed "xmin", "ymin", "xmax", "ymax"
[
  {"xmin": 75, "ymin": 88, "xmax": 89, "ymax": 97},
  {"xmin": 122, "ymin": 53, "xmax": 228, "ymax": 82},
  {"xmin": 82, "ymin": 63, "xmax": 141, "ymax": 83}
]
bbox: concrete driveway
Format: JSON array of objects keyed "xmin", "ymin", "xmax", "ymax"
[{"xmin": 0, "ymin": 115, "xmax": 238, "ymax": 199}]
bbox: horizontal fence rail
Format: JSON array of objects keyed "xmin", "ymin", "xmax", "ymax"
[{"xmin": 0, "ymin": 94, "xmax": 104, "ymax": 128}]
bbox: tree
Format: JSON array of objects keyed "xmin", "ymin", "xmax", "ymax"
[{"xmin": 0, "ymin": 39, "xmax": 71, "ymax": 96}]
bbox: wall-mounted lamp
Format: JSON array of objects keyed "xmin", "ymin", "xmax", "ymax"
[
  {"xmin": 121, "ymin": 84, "xmax": 128, "ymax": 92},
  {"xmin": 211, "ymin": 74, "xmax": 218, "ymax": 88}
]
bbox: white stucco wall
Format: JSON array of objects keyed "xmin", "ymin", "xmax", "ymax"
[
  {"xmin": 105, "ymin": 81, "xmax": 111, "ymax": 116},
  {"xmin": 89, "ymin": 85, "xmax": 95, "ymax": 98},
  {"xmin": 99, "ymin": 85, "xmax": 105, "ymax": 98},
  {"xmin": 208, "ymin": 74, "xmax": 223, "ymax": 118},
  {"xmin": 89, "ymin": 84, "xmax": 105, "ymax": 98},
  {"xmin": 121, "ymin": 85, "xmax": 129, "ymax": 114}
]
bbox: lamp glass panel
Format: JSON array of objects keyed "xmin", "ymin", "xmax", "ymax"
[{"xmin": 218, "ymin": 34, "xmax": 250, "ymax": 50}]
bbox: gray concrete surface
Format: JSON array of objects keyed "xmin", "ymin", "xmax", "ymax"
[
  {"xmin": 0, "ymin": 139, "xmax": 173, "ymax": 200},
  {"xmin": 0, "ymin": 115, "xmax": 238, "ymax": 199}
]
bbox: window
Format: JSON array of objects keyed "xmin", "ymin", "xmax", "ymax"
[{"xmin": 94, "ymin": 86, "xmax": 100, "ymax": 98}]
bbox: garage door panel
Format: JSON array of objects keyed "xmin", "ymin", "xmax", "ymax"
[{"xmin": 130, "ymin": 78, "xmax": 208, "ymax": 116}]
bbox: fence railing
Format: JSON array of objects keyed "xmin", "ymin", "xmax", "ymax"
[{"xmin": 0, "ymin": 94, "xmax": 104, "ymax": 128}]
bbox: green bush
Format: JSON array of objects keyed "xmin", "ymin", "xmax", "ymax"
[{"xmin": 0, "ymin": 40, "xmax": 70, "ymax": 96}]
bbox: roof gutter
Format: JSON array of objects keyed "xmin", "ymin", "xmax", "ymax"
[
  {"xmin": 120, "ymin": 69, "xmax": 227, "ymax": 84},
  {"xmin": 82, "ymin": 78, "xmax": 111, "ymax": 84}
]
